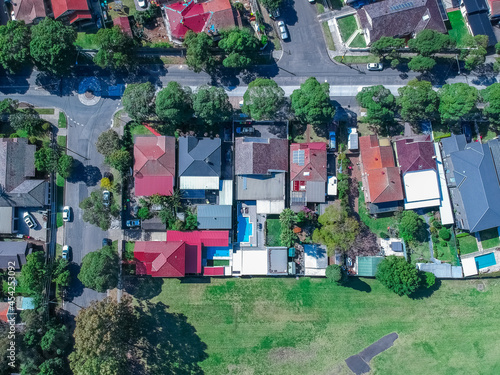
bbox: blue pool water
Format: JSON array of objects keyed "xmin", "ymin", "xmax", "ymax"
[
  {"xmin": 475, "ymin": 253, "xmax": 496, "ymax": 269},
  {"xmin": 238, "ymin": 216, "xmax": 253, "ymax": 243},
  {"xmin": 205, "ymin": 246, "xmax": 232, "ymax": 258}
]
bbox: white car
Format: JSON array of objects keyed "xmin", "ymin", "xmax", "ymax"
[
  {"xmin": 62, "ymin": 206, "xmax": 71, "ymax": 222},
  {"xmin": 278, "ymin": 21, "xmax": 288, "ymax": 40},
  {"xmin": 23, "ymin": 212, "xmax": 36, "ymax": 229},
  {"xmin": 367, "ymin": 63, "xmax": 384, "ymax": 71},
  {"xmin": 138, "ymin": 0, "xmax": 147, "ymax": 8},
  {"xmin": 62, "ymin": 245, "xmax": 70, "ymax": 260}
]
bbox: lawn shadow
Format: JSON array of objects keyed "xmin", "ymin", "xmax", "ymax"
[
  {"xmin": 409, "ymin": 279, "xmax": 441, "ymax": 300},
  {"xmin": 345, "ymin": 277, "xmax": 372, "ymax": 293},
  {"xmin": 123, "ymin": 275, "xmax": 164, "ymax": 300},
  {"xmin": 180, "ymin": 276, "xmax": 212, "ymax": 284}
]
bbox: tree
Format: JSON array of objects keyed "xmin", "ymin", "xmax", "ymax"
[
  {"xmin": 185, "ymin": 213, "xmax": 197, "ymax": 230},
  {"xmin": 219, "ymin": 28, "xmax": 260, "ymax": 69},
  {"xmin": 356, "ymin": 85, "xmax": 396, "ymax": 129},
  {"xmin": 259, "ymin": 0, "xmax": 283, "ymax": 11},
  {"xmin": 376, "ymin": 255, "xmax": 421, "ymax": 296},
  {"xmin": 94, "ymin": 26, "xmax": 136, "ymax": 69},
  {"xmin": 325, "ymin": 264, "xmax": 345, "ymax": 285},
  {"xmin": 78, "ymin": 245, "xmax": 119, "ymax": 292},
  {"xmin": 407, "ymin": 55, "xmax": 436, "ymax": 73},
  {"xmin": 106, "ymin": 149, "xmax": 131, "ymax": 174},
  {"xmin": 20, "ymin": 252, "xmax": 46, "ymax": 295},
  {"xmin": 0, "ymin": 98, "xmax": 18, "ymax": 114},
  {"xmin": 397, "ymin": 79, "xmax": 439, "ymax": 125},
  {"xmin": 279, "ymin": 208, "xmax": 296, "ymax": 227},
  {"xmin": 438, "ymin": 83, "xmax": 479, "ymax": 126},
  {"xmin": 39, "ymin": 358, "xmax": 66, "ymax": 375},
  {"xmin": 40, "ymin": 324, "xmax": 69, "ymax": 354},
  {"xmin": 96, "ymin": 129, "xmax": 121, "ymax": 157},
  {"xmin": 0, "ymin": 21, "xmax": 31, "ymax": 73},
  {"xmin": 57, "ymin": 154, "xmax": 73, "ymax": 179},
  {"xmin": 222, "ymin": 52, "xmax": 252, "ymax": 68},
  {"xmin": 69, "ymin": 297, "xmax": 138, "ymax": 375},
  {"xmin": 312, "ymin": 205, "xmax": 360, "ymax": 256},
  {"xmin": 422, "ymin": 271, "xmax": 436, "ymax": 288},
  {"xmin": 184, "ymin": 31, "xmax": 216, "ymax": 73},
  {"xmin": 134, "ymin": 4, "xmax": 160, "ymax": 26},
  {"xmin": 461, "ymin": 34, "xmax": 488, "ymax": 71},
  {"xmin": 10, "ymin": 108, "xmax": 44, "ymax": 136},
  {"xmin": 52, "ymin": 258, "xmax": 70, "ymax": 287},
  {"xmin": 34, "ymin": 146, "xmax": 60, "ymax": 173},
  {"xmin": 290, "ymin": 77, "xmax": 334, "ymax": 125},
  {"xmin": 137, "ymin": 207, "xmax": 151, "ymax": 220},
  {"xmin": 280, "ymin": 227, "xmax": 297, "ymax": 247},
  {"xmin": 155, "ymin": 81, "xmax": 193, "ymax": 127},
  {"xmin": 370, "ymin": 36, "xmax": 405, "ymax": 58},
  {"xmin": 192, "ymin": 86, "xmax": 233, "ymax": 129},
  {"xmin": 79, "ymin": 190, "xmax": 120, "ymax": 230},
  {"xmin": 398, "ymin": 210, "xmax": 425, "ymax": 243},
  {"xmin": 30, "ymin": 18, "xmax": 76, "ymax": 75},
  {"xmin": 242, "ymin": 78, "xmax": 285, "ymax": 120},
  {"xmin": 408, "ymin": 30, "xmax": 454, "ymax": 56},
  {"xmin": 438, "ymin": 227, "xmax": 451, "ymax": 241},
  {"xmin": 481, "ymin": 83, "xmax": 500, "ymax": 131},
  {"xmin": 122, "ymin": 82, "xmax": 155, "ymax": 121}
]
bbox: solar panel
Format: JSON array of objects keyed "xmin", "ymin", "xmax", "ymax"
[{"xmin": 293, "ymin": 150, "xmax": 305, "ymax": 166}]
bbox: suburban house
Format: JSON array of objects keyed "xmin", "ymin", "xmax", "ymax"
[
  {"xmin": 133, "ymin": 136, "xmax": 176, "ymax": 197},
  {"xmin": 0, "ymin": 138, "xmax": 48, "ymax": 234},
  {"xmin": 360, "ymin": 135, "xmax": 404, "ymax": 214},
  {"xmin": 178, "ymin": 136, "xmax": 222, "ymax": 196},
  {"xmin": 303, "ymin": 244, "xmax": 328, "ymax": 276},
  {"xmin": 50, "ymin": 0, "xmax": 91, "ymax": 24},
  {"xmin": 394, "ymin": 135, "xmax": 441, "ymax": 209},
  {"xmin": 232, "ymin": 247, "xmax": 289, "ymax": 276},
  {"xmin": 10, "ymin": 0, "xmax": 46, "ymax": 24},
  {"xmin": 357, "ymin": 0, "xmax": 447, "ymax": 45},
  {"xmin": 290, "ymin": 142, "xmax": 327, "ymax": 209},
  {"xmin": 163, "ymin": 0, "xmax": 238, "ymax": 43},
  {"xmin": 197, "ymin": 205, "xmax": 232, "ymax": 229},
  {"xmin": 235, "ymin": 137, "xmax": 288, "ymax": 214},
  {"xmin": 461, "ymin": 0, "xmax": 498, "ymax": 46},
  {"xmin": 440, "ymin": 134, "xmax": 500, "ymax": 232},
  {"xmin": 113, "ymin": 16, "xmax": 133, "ymax": 37},
  {"xmin": 0, "ymin": 241, "xmax": 31, "ymax": 270},
  {"xmin": 487, "ymin": 0, "xmax": 500, "ymax": 21}
]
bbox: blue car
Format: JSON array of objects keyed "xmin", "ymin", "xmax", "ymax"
[
  {"xmin": 329, "ymin": 131, "xmax": 336, "ymax": 150},
  {"xmin": 126, "ymin": 219, "xmax": 141, "ymax": 228}
]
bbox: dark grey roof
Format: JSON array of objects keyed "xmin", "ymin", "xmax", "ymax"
[
  {"xmin": 178, "ymin": 137, "xmax": 221, "ymax": 178},
  {"xmin": 141, "ymin": 217, "xmax": 167, "ymax": 231},
  {"xmin": 0, "ymin": 138, "xmax": 36, "ymax": 191},
  {"xmin": 0, "ymin": 241, "xmax": 29, "ymax": 269},
  {"xmin": 465, "ymin": 12, "xmax": 497, "ymax": 46},
  {"xmin": 236, "ymin": 173, "xmax": 285, "ymax": 200},
  {"xmin": 391, "ymin": 241, "xmax": 403, "ymax": 252},
  {"xmin": 0, "ymin": 180, "xmax": 48, "ymax": 207},
  {"xmin": 305, "ymin": 181, "xmax": 326, "ymax": 203},
  {"xmin": 197, "ymin": 205, "xmax": 232, "ymax": 229},
  {"xmin": 235, "ymin": 138, "xmax": 288, "ymax": 175},
  {"xmin": 463, "ymin": 0, "xmax": 489, "ymax": 14}
]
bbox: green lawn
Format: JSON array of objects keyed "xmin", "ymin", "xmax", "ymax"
[
  {"xmin": 124, "ymin": 242, "xmax": 135, "ymax": 261},
  {"xmin": 358, "ymin": 184, "xmax": 398, "ymax": 236},
  {"xmin": 57, "ymin": 212, "xmax": 63, "ymax": 228},
  {"xmin": 349, "ymin": 33, "xmax": 366, "ymax": 48},
  {"xmin": 34, "ymin": 108, "xmax": 54, "ymax": 115},
  {"xmin": 211, "ymin": 259, "xmax": 230, "ymax": 266},
  {"xmin": 334, "ymin": 55, "xmax": 380, "ymax": 64},
  {"xmin": 321, "ymin": 21, "xmax": 336, "ymax": 51},
  {"xmin": 130, "ymin": 123, "xmax": 153, "ymax": 137},
  {"xmin": 447, "ymin": 10, "xmax": 469, "ymax": 47},
  {"xmin": 57, "ymin": 135, "xmax": 66, "ymax": 148},
  {"xmin": 266, "ymin": 218, "xmax": 282, "ymax": 246},
  {"xmin": 337, "ymin": 15, "xmax": 358, "ymax": 43},
  {"xmin": 133, "ymin": 277, "xmax": 500, "ymax": 375},
  {"xmin": 58, "ymin": 112, "xmax": 67, "ymax": 128},
  {"xmin": 458, "ymin": 234, "xmax": 479, "ymax": 255},
  {"xmin": 479, "ymin": 228, "xmax": 500, "ymax": 250},
  {"xmin": 75, "ymin": 32, "xmax": 98, "ymax": 49},
  {"xmin": 316, "ymin": 2, "xmax": 325, "ymax": 13}
]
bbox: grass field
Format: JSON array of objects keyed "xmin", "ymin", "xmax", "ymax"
[
  {"xmin": 57, "ymin": 135, "xmax": 66, "ymax": 148},
  {"xmin": 334, "ymin": 55, "xmax": 380, "ymax": 64},
  {"xmin": 322, "ymin": 22, "xmax": 336, "ymax": 51},
  {"xmin": 337, "ymin": 15, "xmax": 358, "ymax": 43},
  {"xmin": 447, "ymin": 10, "xmax": 469, "ymax": 47},
  {"xmin": 458, "ymin": 234, "xmax": 479, "ymax": 255},
  {"xmin": 130, "ymin": 123, "xmax": 153, "ymax": 137},
  {"xmin": 266, "ymin": 218, "xmax": 282, "ymax": 246},
  {"xmin": 75, "ymin": 32, "xmax": 98, "ymax": 49},
  {"xmin": 349, "ymin": 33, "xmax": 366, "ymax": 48},
  {"xmin": 34, "ymin": 108, "xmax": 54, "ymax": 115},
  {"xmin": 136, "ymin": 277, "xmax": 500, "ymax": 375},
  {"xmin": 479, "ymin": 228, "xmax": 500, "ymax": 250}
]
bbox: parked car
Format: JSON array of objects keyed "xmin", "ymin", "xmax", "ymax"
[
  {"xmin": 329, "ymin": 131, "xmax": 337, "ymax": 151},
  {"xmin": 138, "ymin": 0, "xmax": 147, "ymax": 8},
  {"xmin": 102, "ymin": 238, "xmax": 111, "ymax": 247},
  {"xmin": 278, "ymin": 21, "xmax": 288, "ymax": 40},
  {"xmin": 23, "ymin": 212, "xmax": 36, "ymax": 229},
  {"xmin": 367, "ymin": 63, "xmax": 384, "ymax": 71},
  {"xmin": 462, "ymin": 123, "xmax": 472, "ymax": 143},
  {"xmin": 126, "ymin": 219, "xmax": 141, "ymax": 228},
  {"xmin": 270, "ymin": 8, "xmax": 280, "ymax": 19},
  {"xmin": 62, "ymin": 245, "xmax": 71, "ymax": 260},
  {"xmin": 103, "ymin": 190, "xmax": 111, "ymax": 207},
  {"xmin": 62, "ymin": 206, "xmax": 71, "ymax": 222},
  {"xmin": 309, "ymin": 0, "xmax": 315, "ymax": 3}
]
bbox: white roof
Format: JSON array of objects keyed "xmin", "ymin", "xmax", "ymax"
[
  {"xmin": 180, "ymin": 176, "xmax": 219, "ymax": 190},
  {"xmin": 434, "ymin": 142, "xmax": 454, "ymax": 225},
  {"xmin": 256, "ymin": 200, "xmax": 284, "ymax": 214},
  {"xmin": 462, "ymin": 257, "xmax": 478, "ymax": 277},
  {"xmin": 305, "ymin": 268, "xmax": 326, "ymax": 276},
  {"xmin": 219, "ymin": 179, "xmax": 233, "ymax": 205},
  {"xmin": 327, "ymin": 176, "xmax": 337, "ymax": 196},
  {"xmin": 403, "ymin": 169, "xmax": 440, "ymax": 209},
  {"xmin": 240, "ymin": 248, "xmax": 268, "ymax": 275}
]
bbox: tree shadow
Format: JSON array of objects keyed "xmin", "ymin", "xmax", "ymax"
[
  {"xmin": 282, "ymin": 0, "xmax": 298, "ymax": 26},
  {"xmin": 409, "ymin": 279, "xmax": 441, "ymax": 300},
  {"xmin": 65, "ymin": 263, "xmax": 85, "ymax": 302},
  {"xmin": 134, "ymin": 301, "xmax": 208, "ymax": 375},
  {"xmin": 345, "ymin": 277, "xmax": 372, "ymax": 293},
  {"xmin": 67, "ymin": 160, "xmax": 102, "ymax": 186},
  {"xmin": 35, "ymin": 72, "xmax": 63, "ymax": 96},
  {"xmin": 0, "ymin": 74, "xmax": 29, "ymax": 94},
  {"xmin": 123, "ymin": 275, "xmax": 164, "ymax": 300}
]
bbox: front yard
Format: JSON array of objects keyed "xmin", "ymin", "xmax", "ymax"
[
  {"xmin": 447, "ymin": 10, "xmax": 469, "ymax": 47},
  {"xmin": 458, "ymin": 234, "xmax": 479, "ymax": 255},
  {"xmin": 337, "ymin": 15, "xmax": 358, "ymax": 43}
]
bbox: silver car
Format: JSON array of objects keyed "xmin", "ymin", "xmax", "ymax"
[
  {"xmin": 367, "ymin": 63, "xmax": 384, "ymax": 71},
  {"xmin": 278, "ymin": 21, "xmax": 288, "ymax": 40},
  {"xmin": 23, "ymin": 212, "xmax": 36, "ymax": 229}
]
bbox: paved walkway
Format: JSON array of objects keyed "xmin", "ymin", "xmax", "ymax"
[
  {"xmin": 317, "ymin": 6, "xmax": 356, "ymax": 22},
  {"xmin": 345, "ymin": 333, "xmax": 399, "ymax": 375}
]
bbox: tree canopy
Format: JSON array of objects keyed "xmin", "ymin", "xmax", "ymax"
[
  {"xmin": 155, "ymin": 81, "xmax": 194, "ymax": 127},
  {"xmin": 398, "ymin": 210, "xmax": 426, "ymax": 243},
  {"xmin": 482, "ymin": 83, "xmax": 500, "ymax": 131},
  {"xmin": 438, "ymin": 83, "xmax": 479, "ymax": 124},
  {"xmin": 407, "ymin": 55, "xmax": 436, "ymax": 72},
  {"xmin": 57, "ymin": 154, "xmax": 74, "ymax": 179},
  {"xmin": 290, "ymin": 77, "xmax": 334, "ymax": 125},
  {"xmin": 408, "ymin": 30, "xmax": 454, "ymax": 56},
  {"xmin": 219, "ymin": 28, "xmax": 260, "ymax": 69},
  {"xmin": 122, "ymin": 82, "xmax": 155, "ymax": 121},
  {"xmin": 259, "ymin": 0, "xmax": 283, "ymax": 11},
  {"xmin": 370, "ymin": 36, "xmax": 405, "ymax": 58},
  {"xmin": 356, "ymin": 85, "xmax": 396, "ymax": 130},
  {"xmin": 192, "ymin": 86, "xmax": 233, "ymax": 129},
  {"xmin": 325, "ymin": 264, "xmax": 346, "ymax": 285},
  {"xmin": 461, "ymin": 35, "xmax": 488, "ymax": 71},
  {"xmin": 79, "ymin": 190, "xmax": 120, "ymax": 230},
  {"xmin": 106, "ymin": 149, "xmax": 132, "ymax": 174},
  {"xmin": 0, "ymin": 20, "xmax": 31, "ymax": 73},
  {"xmin": 376, "ymin": 255, "xmax": 421, "ymax": 296},
  {"xmin": 78, "ymin": 245, "xmax": 119, "ymax": 292},
  {"xmin": 34, "ymin": 146, "xmax": 60, "ymax": 173},
  {"xmin": 397, "ymin": 79, "xmax": 439, "ymax": 124},
  {"xmin": 20, "ymin": 251, "xmax": 46, "ymax": 295},
  {"xmin": 96, "ymin": 129, "xmax": 121, "ymax": 157},
  {"xmin": 242, "ymin": 78, "xmax": 285, "ymax": 120},
  {"xmin": 184, "ymin": 31, "xmax": 216, "ymax": 73},
  {"xmin": 94, "ymin": 26, "xmax": 136, "ymax": 69}
]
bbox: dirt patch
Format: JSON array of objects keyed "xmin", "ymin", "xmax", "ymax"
[{"xmin": 268, "ymin": 347, "xmax": 316, "ymax": 363}]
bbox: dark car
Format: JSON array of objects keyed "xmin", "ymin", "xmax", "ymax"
[
  {"xmin": 102, "ymin": 238, "xmax": 111, "ymax": 247},
  {"xmin": 103, "ymin": 190, "xmax": 111, "ymax": 207},
  {"xmin": 126, "ymin": 219, "xmax": 141, "ymax": 228},
  {"xmin": 462, "ymin": 123, "xmax": 472, "ymax": 143}
]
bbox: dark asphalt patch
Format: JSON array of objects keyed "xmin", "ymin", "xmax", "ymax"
[{"xmin": 345, "ymin": 354, "xmax": 371, "ymax": 375}]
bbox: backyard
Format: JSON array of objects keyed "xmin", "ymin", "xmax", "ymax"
[
  {"xmin": 134, "ymin": 277, "xmax": 500, "ymax": 375},
  {"xmin": 358, "ymin": 184, "xmax": 398, "ymax": 236},
  {"xmin": 447, "ymin": 10, "xmax": 469, "ymax": 47},
  {"xmin": 479, "ymin": 228, "xmax": 500, "ymax": 250},
  {"xmin": 458, "ymin": 234, "xmax": 479, "ymax": 255},
  {"xmin": 266, "ymin": 218, "xmax": 282, "ymax": 247}
]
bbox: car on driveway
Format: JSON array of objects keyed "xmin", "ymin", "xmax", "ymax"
[
  {"xmin": 62, "ymin": 245, "xmax": 71, "ymax": 260},
  {"xmin": 462, "ymin": 123, "xmax": 472, "ymax": 143},
  {"xmin": 62, "ymin": 206, "xmax": 71, "ymax": 222},
  {"xmin": 270, "ymin": 8, "xmax": 280, "ymax": 19},
  {"xmin": 103, "ymin": 190, "xmax": 111, "ymax": 207},
  {"xmin": 367, "ymin": 63, "xmax": 383, "ymax": 71},
  {"xmin": 23, "ymin": 212, "xmax": 36, "ymax": 229},
  {"xmin": 329, "ymin": 131, "xmax": 336, "ymax": 151},
  {"xmin": 138, "ymin": 0, "xmax": 147, "ymax": 8},
  {"xmin": 278, "ymin": 21, "xmax": 288, "ymax": 40},
  {"xmin": 102, "ymin": 238, "xmax": 111, "ymax": 247},
  {"xmin": 126, "ymin": 219, "xmax": 141, "ymax": 228}
]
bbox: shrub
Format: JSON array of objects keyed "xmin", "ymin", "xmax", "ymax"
[
  {"xmin": 422, "ymin": 271, "xmax": 436, "ymax": 288},
  {"xmin": 28, "ymin": 136, "xmax": 37, "ymax": 144},
  {"xmin": 432, "ymin": 220, "xmax": 442, "ymax": 229},
  {"xmin": 440, "ymin": 240, "xmax": 448, "ymax": 247},
  {"xmin": 325, "ymin": 264, "xmax": 345, "ymax": 285},
  {"xmin": 42, "ymin": 122, "xmax": 51, "ymax": 131},
  {"xmin": 379, "ymin": 231, "xmax": 388, "ymax": 239},
  {"xmin": 432, "ymin": 234, "xmax": 440, "ymax": 243},
  {"xmin": 9, "ymin": 133, "xmax": 18, "ymax": 138},
  {"xmin": 137, "ymin": 207, "xmax": 151, "ymax": 220},
  {"xmin": 439, "ymin": 228, "xmax": 451, "ymax": 241},
  {"xmin": 100, "ymin": 178, "xmax": 112, "ymax": 190}
]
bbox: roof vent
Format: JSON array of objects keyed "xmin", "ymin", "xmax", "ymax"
[{"xmin": 422, "ymin": 14, "xmax": 430, "ymax": 21}]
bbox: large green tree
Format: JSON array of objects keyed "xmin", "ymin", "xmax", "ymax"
[
  {"xmin": 94, "ymin": 26, "xmax": 136, "ymax": 69},
  {"xmin": 39, "ymin": 358, "xmax": 66, "ymax": 375},
  {"xmin": 356, "ymin": 85, "xmax": 396, "ymax": 130},
  {"xmin": 438, "ymin": 83, "xmax": 479, "ymax": 128},
  {"xmin": 461, "ymin": 34, "xmax": 488, "ymax": 71},
  {"xmin": 106, "ymin": 149, "xmax": 132, "ymax": 174},
  {"xmin": 407, "ymin": 55, "xmax": 436, "ymax": 73},
  {"xmin": 482, "ymin": 83, "xmax": 500, "ymax": 131},
  {"xmin": 219, "ymin": 28, "xmax": 260, "ymax": 69},
  {"xmin": 192, "ymin": 86, "xmax": 233, "ymax": 129},
  {"xmin": 20, "ymin": 252, "xmax": 46, "ymax": 295},
  {"xmin": 408, "ymin": 30, "xmax": 455, "ymax": 56},
  {"xmin": 30, "ymin": 18, "xmax": 76, "ymax": 75},
  {"xmin": 184, "ymin": 31, "xmax": 216, "ymax": 73},
  {"xmin": 122, "ymin": 82, "xmax": 155, "ymax": 121},
  {"xmin": 325, "ymin": 264, "xmax": 346, "ymax": 285},
  {"xmin": 96, "ymin": 129, "xmax": 121, "ymax": 157},
  {"xmin": 10, "ymin": 108, "xmax": 44, "ymax": 136},
  {"xmin": 259, "ymin": 0, "xmax": 283, "ymax": 11},
  {"xmin": 57, "ymin": 154, "xmax": 74, "ymax": 179},
  {"xmin": 376, "ymin": 255, "xmax": 421, "ymax": 296},
  {"xmin": 79, "ymin": 190, "xmax": 120, "ymax": 230},
  {"xmin": 290, "ymin": 77, "xmax": 334, "ymax": 125},
  {"xmin": 242, "ymin": 78, "xmax": 285, "ymax": 120},
  {"xmin": 34, "ymin": 146, "xmax": 60, "ymax": 174},
  {"xmin": 40, "ymin": 324, "xmax": 69, "ymax": 354},
  {"xmin": 397, "ymin": 79, "xmax": 439, "ymax": 125},
  {"xmin": 0, "ymin": 21, "xmax": 31, "ymax": 73},
  {"xmin": 78, "ymin": 245, "xmax": 119, "ymax": 292},
  {"xmin": 370, "ymin": 36, "xmax": 405, "ymax": 58},
  {"xmin": 155, "ymin": 81, "xmax": 193, "ymax": 127},
  {"xmin": 398, "ymin": 210, "xmax": 426, "ymax": 243}
]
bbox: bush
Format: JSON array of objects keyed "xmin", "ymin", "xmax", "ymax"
[
  {"xmin": 137, "ymin": 207, "xmax": 151, "ymax": 220},
  {"xmin": 42, "ymin": 122, "xmax": 51, "ymax": 131},
  {"xmin": 439, "ymin": 228, "xmax": 451, "ymax": 241},
  {"xmin": 28, "ymin": 136, "xmax": 37, "ymax": 144},
  {"xmin": 325, "ymin": 265, "xmax": 345, "ymax": 285},
  {"xmin": 432, "ymin": 234, "xmax": 440, "ymax": 243},
  {"xmin": 422, "ymin": 271, "xmax": 436, "ymax": 288},
  {"xmin": 440, "ymin": 240, "xmax": 448, "ymax": 247},
  {"xmin": 432, "ymin": 220, "xmax": 442, "ymax": 229},
  {"xmin": 379, "ymin": 231, "xmax": 388, "ymax": 239}
]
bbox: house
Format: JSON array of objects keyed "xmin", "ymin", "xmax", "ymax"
[
  {"xmin": 235, "ymin": 137, "xmax": 288, "ymax": 214},
  {"xmin": 395, "ymin": 135, "xmax": 441, "ymax": 209},
  {"xmin": 197, "ymin": 205, "xmax": 232, "ymax": 229},
  {"xmin": 135, "ymin": 241, "xmax": 187, "ymax": 277},
  {"xmin": 487, "ymin": 0, "xmax": 500, "ymax": 21},
  {"xmin": 461, "ymin": 0, "xmax": 498, "ymax": 46},
  {"xmin": 11, "ymin": 0, "xmax": 46, "ymax": 24},
  {"xmin": 359, "ymin": 135, "xmax": 404, "ymax": 214},
  {"xmin": 164, "ymin": 0, "xmax": 237, "ymax": 43},
  {"xmin": 0, "ymin": 302, "xmax": 14, "ymax": 323},
  {"xmin": 441, "ymin": 134, "xmax": 500, "ymax": 232},
  {"xmin": 50, "ymin": 0, "xmax": 91, "ymax": 24},
  {"xmin": 141, "ymin": 217, "xmax": 167, "ymax": 231},
  {"xmin": 133, "ymin": 136, "xmax": 176, "ymax": 197},
  {"xmin": 178, "ymin": 136, "xmax": 221, "ymax": 194},
  {"xmin": 290, "ymin": 143, "xmax": 327, "ymax": 208},
  {"xmin": 0, "ymin": 241, "xmax": 31, "ymax": 270},
  {"xmin": 232, "ymin": 247, "xmax": 288, "ymax": 276},
  {"xmin": 113, "ymin": 16, "xmax": 133, "ymax": 37},
  {"xmin": 303, "ymin": 244, "xmax": 328, "ymax": 276},
  {"xmin": 357, "ymin": 0, "xmax": 447, "ymax": 45}
]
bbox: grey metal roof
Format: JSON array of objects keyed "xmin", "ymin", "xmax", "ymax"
[
  {"xmin": 348, "ymin": 132, "xmax": 359, "ymax": 150},
  {"xmin": 305, "ymin": 181, "xmax": 326, "ymax": 203},
  {"xmin": 178, "ymin": 137, "xmax": 221, "ymax": 178},
  {"xmin": 236, "ymin": 173, "xmax": 285, "ymax": 201},
  {"xmin": 0, "ymin": 207, "xmax": 13, "ymax": 233},
  {"xmin": 465, "ymin": 12, "xmax": 497, "ymax": 46},
  {"xmin": 417, "ymin": 263, "xmax": 463, "ymax": 278},
  {"xmin": 197, "ymin": 205, "xmax": 232, "ymax": 229},
  {"xmin": 268, "ymin": 247, "xmax": 288, "ymax": 275},
  {"xmin": 141, "ymin": 217, "xmax": 167, "ymax": 231},
  {"xmin": 0, "ymin": 241, "xmax": 29, "ymax": 269}
]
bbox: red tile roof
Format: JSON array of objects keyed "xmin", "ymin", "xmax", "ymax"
[
  {"xmin": 360, "ymin": 135, "xmax": 403, "ymax": 203},
  {"xmin": 68, "ymin": 11, "xmax": 92, "ymax": 23},
  {"xmin": 489, "ymin": 0, "xmax": 500, "ymax": 16},
  {"xmin": 395, "ymin": 135, "xmax": 436, "ymax": 174},
  {"xmin": 113, "ymin": 17, "xmax": 133, "ymax": 37},
  {"xmin": 290, "ymin": 142, "xmax": 327, "ymax": 182},
  {"xmin": 134, "ymin": 241, "xmax": 186, "ymax": 277},
  {"xmin": 204, "ymin": 267, "xmax": 225, "ymax": 276},
  {"xmin": 167, "ymin": 230, "xmax": 229, "ymax": 274},
  {"xmin": 134, "ymin": 136, "xmax": 176, "ymax": 196},
  {"xmin": 0, "ymin": 302, "xmax": 10, "ymax": 323},
  {"xmin": 51, "ymin": 0, "xmax": 90, "ymax": 20}
]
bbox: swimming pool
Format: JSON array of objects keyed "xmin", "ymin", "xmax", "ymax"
[
  {"xmin": 205, "ymin": 246, "xmax": 232, "ymax": 258},
  {"xmin": 475, "ymin": 252, "xmax": 496, "ymax": 269},
  {"xmin": 238, "ymin": 216, "xmax": 253, "ymax": 243}
]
